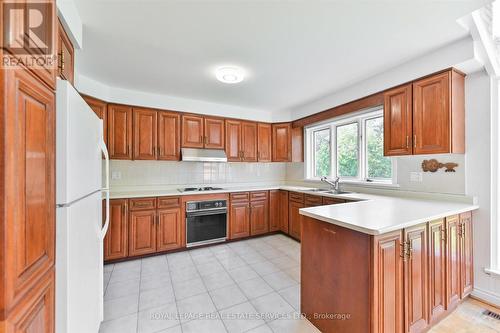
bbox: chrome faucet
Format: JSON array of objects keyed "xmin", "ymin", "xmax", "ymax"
[{"xmin": 321, "ymin": 176, "xmax": 340, "ymax": 192}]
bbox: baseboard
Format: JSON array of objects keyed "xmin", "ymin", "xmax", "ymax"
[{"xmin": 471, "ymin": 287, "xmax": 500, "ymax": 308}]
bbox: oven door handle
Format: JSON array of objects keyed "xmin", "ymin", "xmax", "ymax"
[{"xmin": 186, "ymin": 209, "xmax": 227, "ymax": 217}]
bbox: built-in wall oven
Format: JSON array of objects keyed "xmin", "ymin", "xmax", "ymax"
[{"xmin": 186, "ymin": 199, "xmax": 227, "ymax": 247}]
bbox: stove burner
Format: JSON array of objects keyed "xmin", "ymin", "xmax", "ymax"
[{"xmin": 178, "ymin": 187, "xmax": 224, "ymax": 192}]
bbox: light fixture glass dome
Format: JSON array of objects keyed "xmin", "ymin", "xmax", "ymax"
[{"xmin": 215, "ymin": 66, "xmax": 245, "ymax": 84}]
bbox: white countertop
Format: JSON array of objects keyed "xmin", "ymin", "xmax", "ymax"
[
  {"xmin": 108, "ymin": 184, "xmax": 478, "ymax": 236},
  {"xmin": 299, "ymin": 193, "xmax": 478, "ymax": 235}
]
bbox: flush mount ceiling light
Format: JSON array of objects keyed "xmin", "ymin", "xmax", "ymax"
[{"xmin": 215, "ymin": 66, "xmax": 245, "ymax": 84}]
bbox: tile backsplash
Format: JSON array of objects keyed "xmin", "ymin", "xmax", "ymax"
[{"xmin": 108, "ymin": 160, "xmax": 287, "ymax": 188}]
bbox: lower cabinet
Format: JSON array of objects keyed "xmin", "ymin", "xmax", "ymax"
[
  {"xmin": 104, "ymin": 199, "xmax": 129, "ymax": 260},
  {"xmin": 230, "ymin": 191, "xmax": 270, "ymax": 238},
  {"xmin": 129, "ymin": 210, "xmax": 157, "ymax": 256},
  {"xmin": 269, "ymin": 190, "xmax": 280, "ymax": 232},
  {"xmin": 279, "ymin": 191, "xmax": 289, "ymax": 233},
  {"xmin": 372, "ymin": 214, "xmax": 474, "ymax": 333},
  {"xmin": 157, "ymin": 208, "xmax": 183, "ymax": 251},
  {"xmin": 289, "ymin": 200, "xmax": 304, "ymax": 240},
  {"xmin": 229, "ymin": 196, "xmax": 251, "ymax": 239},
  {"xmin": 250, "ymin": 192, "xmax": 269, "ymax": 236}
]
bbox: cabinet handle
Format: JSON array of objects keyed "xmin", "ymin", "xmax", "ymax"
[
  {"xmin": 400, "ymin": 242, "xmax": 407, "ymax": 262},
  {"xmin": 413, "ymin": 135, "xmax": 417, "ymax": 148},
  {"xmin": 58, "ymin": 51, "xmax": 65, "ymax": 71},
  {"xmin": 406, "ymin": 136, "xmax": 409, "ymax": 149},
  {"xmin": 440, "ymin": 226, "xmax": 446, "ymax": 242},
  {"xmin": 407, "ymin": 241, "xmax": 413, "ymax": 260},
  {"xmin": 200, "ymin": 135, "xmax": 203, "ymax": 144}
]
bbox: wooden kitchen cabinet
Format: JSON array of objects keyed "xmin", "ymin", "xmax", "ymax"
[
  {"xmin": 322, "ymin": 197, "xmax": 345, "ymax": 205},
  {"xmin": 157, "ymin": 207, "xmax": 182, "ymax": 251},
  {"xmin": 57, "ymin": 18, "xmax": 74, "ymax": 84},
  {"xmin": 129, "ymin": 210, "xmax": 157, "ymax": 256},
  {"xmin": 158, "ymin": 111, "xmax": 181, "ymax": 160},
  {"xmin": 82, "ymin": 95, "xmax": 108, "ymax": 146},
  {"xmin": 104, "ymin": 199, "xmax": 129, "ymax": 260},
  {"xmin": 384, "ymin": 84, "xmax": 413, "ymax": 156},
  {"xmin": 182, "ymin": 115, "xmax": 204, "ymax": 148},
  {"xmin": 108, "ymin": 104, "xmax": 133, "ymax": 159},
  {"xmin": 446, "ymin": 215, "xmax": 461, "ymax": 310},
  {"xmin": 403, "ymin": 224, "xmax": 429, "ymax": 333},
  {"xmin": 269, "ymin": 190, "xmax": 280, "ymax": 231},
  {"xmin": 289, "ymin": 200, "xmax": 304, "ymax": 240},
  {"xmin": 242, "ymin": 122, "xmax": 258, "ymax": 162},
  {"xmin": 372, "ymin": 230, "xmax": 405, "ymax": 333},
  {"xmin": 304, "ymin": 194, "xmax": 323, "ymax": 207},
  {"xmin": 272, "ymin": 123, "xmax": 291, "ymax": 161},
  {"xmin": 204, "ymin": 117, "xmax": 225, "ymax": 149},
  {"xmin": 226, "ymin": 120, "xmax": 242, "ymax": 161},
  {"xmin": 250, "ymin": 191, "xmax": 269, "ymax": 235},
  {"xmin": 229, "ymin": 199, "xmax": 251, "ymax": 239},
  {"xmin": 258, "ymin": 123, "xmax": 272, "ymax": 162},
  {"xmin": 279, "ymin": 191, "xmax": 289, "ymax": 233},
  {"xmin": 133, "ymin": 108, "xmax": 157, "ymax": 160},
  {"xmin": 428, "ymin": 219, "xmax": 447, "ymax": 324},
  {"xmin": 459, "ymin": 211, "xmax": 473, "ymax": 298}
]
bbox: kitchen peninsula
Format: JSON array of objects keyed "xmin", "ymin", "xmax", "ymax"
[{"xmin": 299, "ymin": 195, "xmax": 478, "ymax": 333}]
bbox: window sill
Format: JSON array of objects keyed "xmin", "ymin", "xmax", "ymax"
[{"xmin": 304, "ymin": 178, "xmax": 400, "ymax": 189}]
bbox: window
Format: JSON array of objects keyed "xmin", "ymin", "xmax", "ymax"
[{"xmin": 305, "ymin": 108, "xmax": 394, "ymax": 183}]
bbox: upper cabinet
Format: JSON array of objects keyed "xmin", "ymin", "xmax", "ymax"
[
  {"xmin": 226, "ymin": 120, "xmax": 242, "ymax": 161},
  {"xmin": 133, "ymin": 108, "xmax": 157, "ymax": 160},
  {"xmin": 257, "ymin": 123, "xmax": 272, "ymax": 162},
  {"xmin": 158, "ymin": 111, "xmax": 181, "ymax": 160},
  {"xmin": 108, "ymin": 104, "xmax": 133, "ymax": 159},
  {"xmin": 242, "ymin": 122, "xmax": 258, "ymax": 162},
  {"xmin": 272, "ymin": 123, "xmax": 303, "ymax": 162},
  {"xmin": 182, "ymin": 115, "xmax": 224, "ymax": 149},
  {"xmin": 57, "ymin": 19, "xmax": 74, "ymax": 84},
  {"xmin": 225, "ymin": 120, "xmax": 261, "ymax": 162},
  {"xmin": 384, "ymin": 69, "xmax": 465, "ymax": 156}
]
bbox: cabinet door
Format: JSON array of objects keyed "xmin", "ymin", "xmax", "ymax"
[
  {"xmin": 459, "ymin": 212, "xmax": 473, "ymax": 298},
  {"xmin": 269, "ymin": 190, "xmax": 280, "ymax": 232},
  {"xmin": 413, "ymin": 72, "xmax": 450, "ymax": 154},
  {"xmin": 372, "ymin": 231, "xmax": 404, "ymax": 333},
  {"xmin": 182, "ymin": 115, "xmax": 204, "ymax": 148},
  {"xmin": 289, "ymin": 201, "xmax": 304, "ymax": 240},
  {"xmin": 242, "ymin": 121, "xmax": 258, "ymax": 162},
  {"xmin": 57, "ymin": 18, "xmax": 74, "ymax": 84},
  {"xmin": 204, "ymin": 117, "xmax": 225, "ymax": 149},
  {"xmin": 258, "ymin": 123, "xmax": 272, "ymax": 162},
  {"xmin": 3, "ymin": 67, "xmax": 56, "ymax": 309},
  {"xmin": 272, "ymin": 123, "xmax": 291, "ymax": 162},
  {"xmin": 157, "ymin": 208, "xmax": 182, "ymax": 251},
  {"xmin": 225, "ymin": 120, "xmax": 242, "ymax": 161},
  {"xmin": 5, "ymin": 270, "xmax": 55, "ymax": 333},
  {"xmin": 404, "ymin": 224, "xmax": 429, "ymax": 333},
  {"xmin": 250, "ymin": 199, "xmax": 269, "ymax": 236},
  {"xmin": 104, "ymin": 199, "xmax": 129, "ymax": 260},
  {"xmin": 230, "ymin": 201, "xmax": 250, "ymax": 239},
  {"xmin": 158, "ymin": 111, "xmax": 181, "ymax": 161},
  {"xmin": 108, "ymin": 105, "xmax": 133, "ymax": 159},
  {"xmin": 384, "ymin": 84, "xmax": 413, "ymax": 156},
  {"xmin": 129, "ymin": 210, "xmax": 157, "ymax": 256},
  {"xmin": 446, "ymin": 215, "xmax": 461, "ymax": 309},
  {"xmin": 428, "ymin": 219, "xmax": 446, "ymax": 324},
  {"xmin": 133, "ymin": 108, "xmax": 157, "ymax": 160},
  {"xmin": 82, "ymin": 95, "xmax": 108, "ymax": 146},
  {"xmin": 279, "ymin": 191, "xmax": 289, "ymax": 233}
]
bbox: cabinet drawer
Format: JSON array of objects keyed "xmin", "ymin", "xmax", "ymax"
[
  {"xmin": 129, "ymin": 197, "xmax": 156, "ymax": 211},
  {"xmin": 250, "ymin": 191, "xmax": 268, "ymax": 201},
  {"xmin": 157, "ymin": 196, "xmax": 180, "ymax": 209},
  {"xmin": 230, "ymin": 192, "xmax": 250, "ymax": 202},
  {"xmin": 289, "ymin": 192, "xmax": 304, "ymax": 203},
  {"xmin": 305, "ymin": 194, "xmax": 323, "ymax": 207},
  {"xmin": 322, "ymin": 197, "xmax": 346, "ymax": 205}
]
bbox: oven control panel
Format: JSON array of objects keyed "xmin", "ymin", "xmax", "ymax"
[{"xmin": 186, "ymin": 200, "xmax": 227, "ymax": 212}]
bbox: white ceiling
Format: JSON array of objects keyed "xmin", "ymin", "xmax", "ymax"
[{"xmin": 74, "ymin": 0, "xmax": 489, "ymax": 113}]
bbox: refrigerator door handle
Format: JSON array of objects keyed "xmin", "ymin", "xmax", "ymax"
[
  {"xmin": 99, "ymin": 133, "xmax": 110, "ymax": 239},
  {"xmin": 101, "ymin": 189, "xmax": 110, "ymax": 239}
]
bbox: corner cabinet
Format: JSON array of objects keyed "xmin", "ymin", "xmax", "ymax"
[
  {"xmin": 272, "ymin": 123, "xmax": 304, "ymax": 162},
  {"xmin": 384, "ymin": 69, "xmax": 465, "ymax": 156}
]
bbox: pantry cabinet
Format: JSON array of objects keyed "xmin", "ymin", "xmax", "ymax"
[
  {"xmin": 384, "ymin": 69, "xmax": 465, "ymax": 156},
  {"xmin": 182, "ymin": 115, "xmax": 225, "ymax": 149},
  {"xmin": 108, "ymin": 104, "xmax": 133, "ymax": 159}
]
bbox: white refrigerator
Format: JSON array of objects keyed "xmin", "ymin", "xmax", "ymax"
[{"xmin": 55, "ymin": 79, "xmax": 110, "ymax": 333}]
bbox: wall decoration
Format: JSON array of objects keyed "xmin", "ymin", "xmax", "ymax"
[{"xmin": 421, "ymin": 159, "xmax": 459, "ymax": 173}]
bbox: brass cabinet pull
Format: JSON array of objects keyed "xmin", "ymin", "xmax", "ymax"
[
  {"xmin": 200, "ymin": 135, "xmax": 203, "ymax": 144},
  {"xmin": 400, "ymin": 242, "xmax": 407, "ymax": 262},
  {"xmin": 413, "ymin": 135, "xmax": 417, "ymax": 148},
  {"xmin": 59, "ymin": 51, "xmax": 65, "ymax": 71},
  {"xmin": 407, "ymin": 241, "xmax": 413, "ymax": 260},
  {"xmin": 406, "ymin": 136, "xmax": 409, "ymax": 149},
  {"xmin": 440, "ymin": 226, "xmax": 446, "ymax": 242}
]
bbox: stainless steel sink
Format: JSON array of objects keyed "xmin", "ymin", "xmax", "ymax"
[
  {"xmin": 306, "ymin": 188, "xmax": 329, "ymax": 192},
  {"xmin": 324, "ymin": 190, "xmax": 352, "ymax": 195}
]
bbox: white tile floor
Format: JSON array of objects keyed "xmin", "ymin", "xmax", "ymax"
[{"xmin": 100, "ymin": 234, "xmax": 320, "ymax": 333}]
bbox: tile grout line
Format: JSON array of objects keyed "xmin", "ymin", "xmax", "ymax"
[
  {"xmin": 165, "ymin": 253, "xmax": 185, "ymax": 333},
  {"xmin": 136, "ymin": 259, "xmax": 143, "ymax": 333}
]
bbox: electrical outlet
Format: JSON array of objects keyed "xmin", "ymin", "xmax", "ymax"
[
  {"xmin": 111, "ymin": 171, "xmax": 122, "ymax": 180},
  {"xmin": 410, "ymin": 172, "xmax": 423, "ymax": 182}
]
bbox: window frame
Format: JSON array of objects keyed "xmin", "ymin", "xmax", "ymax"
[{"xmin": 305, "ymin": 107, "xmax": 396, "ymax": 184}]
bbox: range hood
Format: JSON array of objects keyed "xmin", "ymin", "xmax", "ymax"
[{"xmin": 181, "ymin": 148, "xmax": 228, "ymax": 162}]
